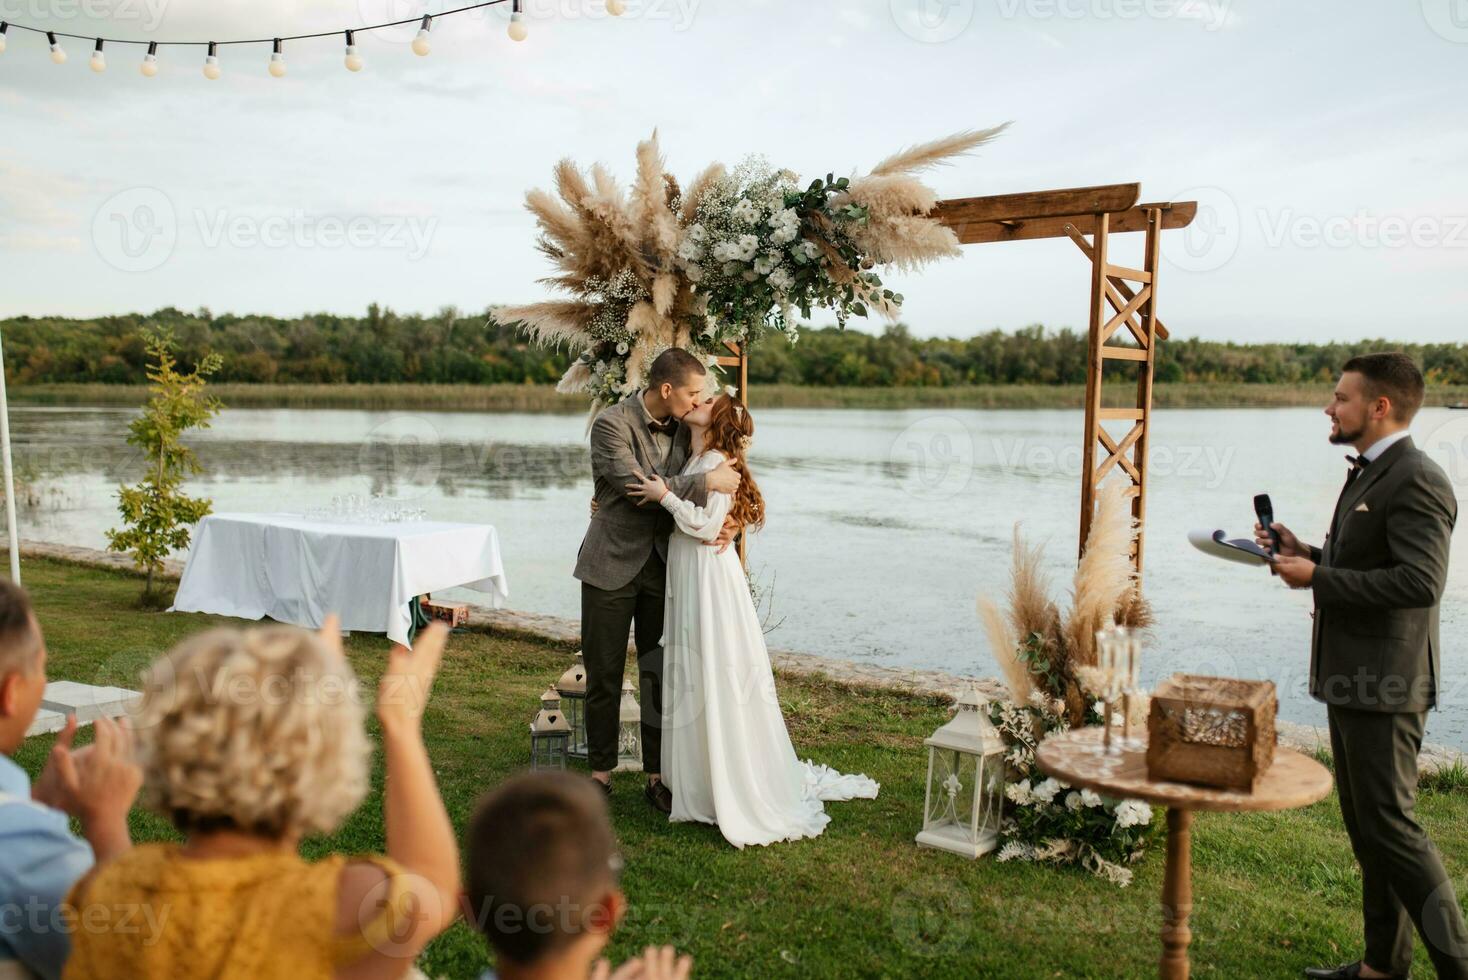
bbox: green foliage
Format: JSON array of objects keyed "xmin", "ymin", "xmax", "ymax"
[
  {"xmin": 104, "ymin": 329, "xmax": 223, "ymax": 596},
  {"xmin": 8, "ymin": 308, "xmax": 1468, "ymax": 390}
]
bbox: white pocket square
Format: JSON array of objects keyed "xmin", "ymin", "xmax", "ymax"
[{"xmin": 1353, "ymin": 502, "xmax": 1370, "ymax": 512}]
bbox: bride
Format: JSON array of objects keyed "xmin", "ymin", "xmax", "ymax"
[{"xmin": 626, "ymin": 389, "xmax": 879, "ymax": 848}]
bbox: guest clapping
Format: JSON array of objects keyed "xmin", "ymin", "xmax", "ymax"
[
  {"xmin": 63, "ymin": 619, "xmax": 461, "ymax": 980},
  {"xmin": 0, "ymin": 579, "xmax": 140, "ymax": 980}
]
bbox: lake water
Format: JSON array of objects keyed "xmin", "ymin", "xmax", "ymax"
[{"xmin": 12, "ymin": 403, "xmax": 1468, "ymax": 749}]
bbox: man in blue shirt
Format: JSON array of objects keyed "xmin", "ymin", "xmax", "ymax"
[{"xmin": 0, "ymin": 580, "xmax": 139, "ymax": 980}]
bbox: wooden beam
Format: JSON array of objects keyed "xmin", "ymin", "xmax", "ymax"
[
  {"xmin": 1101, "ymin": 345, "xmax": 1148, "ymax": 361},
  {"xmin": 933, "ymin": 183, "xmax": 1139, "ymax": 227},
  {"xmin": 946, "ymin": 201, "xmax": 1196, "ymax": 246}
]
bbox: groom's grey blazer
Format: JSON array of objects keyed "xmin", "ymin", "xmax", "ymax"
[{"xmin": 573, "ymin": 395, "xmax": 710, "ymax": 592}]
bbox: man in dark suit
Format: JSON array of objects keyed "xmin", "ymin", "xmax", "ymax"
[
  {"xmin": 576, "ymin": 348, "xmax": 742, "ymax": 814},
  {"xmin": 1257, "ymin": 352, "xmax": 1466, "ymax": 980}
]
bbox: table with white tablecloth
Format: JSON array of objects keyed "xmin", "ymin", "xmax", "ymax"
[{"xmin": 169, "ymin": 512, "xmax": 509, "ymax": 646}]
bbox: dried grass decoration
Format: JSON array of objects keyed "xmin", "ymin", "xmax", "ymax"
[
  {"xmin": 497, "ymin": 126, "xmax": 1007, "ymax": 416},
  {"xmin": 979, "ymin": 480, "xmax": 1161, "ymax": 886}
]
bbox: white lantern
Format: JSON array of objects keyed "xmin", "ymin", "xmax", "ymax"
[
  {"xmin": 614, "ymin": 677, "xmax": 642, "ymax": 772},
  {"xmin": 555, "ymin": 652, "xmax": 588, "ymax": 760},
  {"xmin": 530, "ymin": 687, "xmax": 571, "ymax": 771},
  {"xmin": 915, "ymin": 685, "xmax": 1006, "ymax": 859}
]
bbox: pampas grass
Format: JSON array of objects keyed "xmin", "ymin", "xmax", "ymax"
[
  {"xmin": 980, "ymin": 478, "xmax": 1146, "ymax": 726},
  {"xmin": 868, "ymin": 124, "xmax": 1010, "ymax": 177}
]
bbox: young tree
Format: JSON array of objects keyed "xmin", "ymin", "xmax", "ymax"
[{"xmin": 106, "ymin": 328, "xmax": 223, "ymax": 601}]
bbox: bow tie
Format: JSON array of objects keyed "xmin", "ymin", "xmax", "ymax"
[
  {"xmin": 648, "ymin": 416, "xmax": 675, "ymax": 434},
  {"xmin": 1347, "ymin": 454, "xmax": 1370, "ymax": 472}
]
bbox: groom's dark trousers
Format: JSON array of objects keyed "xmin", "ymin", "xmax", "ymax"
[
  {"xmin": 1308, "ymin": 435, "xmax": 1467, "ymax": 978},
  {"xmin": 574, "ymin": 393, "xmax": 708, "ymax": 775}
]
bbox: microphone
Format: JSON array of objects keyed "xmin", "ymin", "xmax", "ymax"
[{"xmin": 1254, "ymin": 493, "xmax": 1280, "ymax": 572}]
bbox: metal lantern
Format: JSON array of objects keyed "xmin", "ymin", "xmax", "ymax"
[
  {"xmin": 556, "ymin": 651, "xmax": 588, "ymax": 760},
  {"xmin": 530, "ymin": 687, "xmax": 572, "ymax": 771},
  {"xmin": 915, "ymin": 685, "xmax": 1006, "ymax": 859},
  {"xmin": 614, "ymin": 677, "xmax": 643, "ymax": 773}
]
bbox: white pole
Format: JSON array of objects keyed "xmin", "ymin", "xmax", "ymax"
[{"xmin": 0, "ymin": 329, "xmax": 19, "ymax": 584}]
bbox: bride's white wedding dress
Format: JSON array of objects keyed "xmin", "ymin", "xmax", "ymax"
[{"xmin": 657, "ymin": 448, "xmax": 879, "ymax": 849}]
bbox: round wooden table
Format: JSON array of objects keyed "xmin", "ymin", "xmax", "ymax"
[{"xmin": 1036, "ymin": 727, "xmax": 1332, "ymax": 979}]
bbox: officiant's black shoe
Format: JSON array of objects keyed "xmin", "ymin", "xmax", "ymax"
[
  {"xmin": 591, "ymin": 776, "xmax": 612, "ymax": 797},
  {"xmin": 1304, "ymin": 962, "xmax": 1409, "ymax": 980},
  {"xmin": 644, "ymin": 779, "xmax": 672, "ymax": 815}
]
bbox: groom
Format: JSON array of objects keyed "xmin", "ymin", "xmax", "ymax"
[{"xmin": 575, "ymin": 348, "xmax": 742, "ymax": 813}]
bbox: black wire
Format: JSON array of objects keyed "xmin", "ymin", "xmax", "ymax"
[{"xmin": 1, "ymin": 0, "xmax": 509, "ymax": 47}]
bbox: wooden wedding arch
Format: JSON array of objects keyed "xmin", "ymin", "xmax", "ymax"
[{"xmin": 719, "ymin": 183, "xmax": 1197, "ymax": 574}]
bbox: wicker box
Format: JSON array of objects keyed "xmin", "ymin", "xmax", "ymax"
[
  {"xmin": 423, "ymin": 599, "xmax": 469, "ymax": 628},
  {"xmin": 1146, "ymin": 674, "xmax": 1277, "ymax": 791}
]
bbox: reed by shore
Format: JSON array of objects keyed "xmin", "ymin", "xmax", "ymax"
[{"xmin": 14, "ymin": 381, "xmax": 1468, "ymax": 413}]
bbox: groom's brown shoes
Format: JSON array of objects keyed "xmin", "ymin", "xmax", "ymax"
[{"xmin": 645, "ymin": 779, "xmax": 672, "ymax": 814}]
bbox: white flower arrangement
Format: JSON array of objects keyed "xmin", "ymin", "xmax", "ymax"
[
  {"xmin": 987, "ymin": 694, "xmax": 1159, "ymax": 888},
  {"xmin": 498, "ymin": 127, "xmax": 1008, "ymax": 413}
]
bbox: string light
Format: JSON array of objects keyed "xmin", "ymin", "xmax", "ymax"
[
  {"xmin": 508, "ymin": 0, "xmax": 528, "ymax": 41},
  {"xmin": 343, "ymin": 29, "xmax": 362, "ymax": 71},
  {"xmin": 606, "ymin": 0, "xmax": 626, "ymax": 14},
  {"xmin": 412, "ymin": 15, "xmax": 433, "ymax": 56},
  {"xmin": 4, "ymin": 0, "xmax": 543, "ymax": 81}
]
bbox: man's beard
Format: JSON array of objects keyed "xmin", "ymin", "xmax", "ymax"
[{"xmin": 1329, "ymin": 422, "xmax": 1365, "ymax": 445}]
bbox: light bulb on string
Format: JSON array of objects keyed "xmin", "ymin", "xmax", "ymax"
[
  {"xmin": 508, "ymin": 0, "xmax": 527, "ymax": 41},
  {"xmin": 411, "ymin": 14, "xmax": 432, "ymax": 56},
  {"xmin": 47, "ymin": 31, "xmax": 65, "ymax": 64},
  {"xmin": 343, "ymin": 29, "xmax": 363, "ymax": 71},
  {"xmin": 203, "ymin": 41, "xmax": 221, "ymax": 79},
  {"xmin": 90, "ymin": 38, "xmax": 105, "ymax": 72},
  {"xmin": 268, "ymin": 37, "xmax": 286, "ymax": 77},
  {"xmin": 0, "ymin": 22, "xmax": 9, "ymax": 55},
  {"xmin": 140, "ymin": 40, "xmax": 157, "ymax": 76},
  {"xmin": 606, "ymin": 0, "xmax": 626, "ymax": 14}
]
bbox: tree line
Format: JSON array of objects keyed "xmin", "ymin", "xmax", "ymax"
[{"xmin": 4, "ymin": 306, "xmax": 1466, "ymax": 387}]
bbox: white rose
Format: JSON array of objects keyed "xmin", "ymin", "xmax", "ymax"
[
  {"xmin": 1080, "ymin": 789, "xmax": 1103, "ymax": 808},
  {"xmin": 688, "ymin": 223, "xmax": 707, "ymax": 243},
  {"xmin": 685, "ymin": 263, "xmax": 704, "ymax": 283},
  {"xmin": 1113, "ymin": 799, "xmax": 1152, "ymax": 828},
  {"xmin": 616, "ymin": 342, "xmax": 629, "ymax": 355},
  {"xmin": 1031, "ymin": 778, "xmax": 1061, "ymax": 804},
  {"xmin": 1064, "ymin": 791, "xmax": 1082, "ymax": 811},
  {"xmin": 1005, "ymin": 782, "xmax": 1032, "ymax": 805},
  {"xmin": 736, "ymin": 234, "xmax": 759, "ymax": 261}
]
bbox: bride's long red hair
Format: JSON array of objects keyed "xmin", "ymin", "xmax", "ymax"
[{"xmin": 706, "ymin": 394, "xmax": 765, "ymax": 532}]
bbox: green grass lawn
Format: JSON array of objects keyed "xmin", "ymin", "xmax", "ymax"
[{"xmin": 12, "ymin": 556, "xmax": 1468, "ymax": 978}]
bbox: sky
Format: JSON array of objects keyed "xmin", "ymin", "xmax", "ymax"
[{"xmin": 1, "ymin": 0, "xmax": 1465, "ymax": 343}]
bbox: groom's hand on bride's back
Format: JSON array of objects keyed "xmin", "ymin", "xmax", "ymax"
[
  {"xmin": 707, "ymin": 460, "xmax": 742, "ymax": 495},
  {"xmin": 704, "ymin": 515, "xmax": 740, "ymax": 553}
]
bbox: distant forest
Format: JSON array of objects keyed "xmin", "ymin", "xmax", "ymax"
[{"xmin": 5, "ymin": 306, "xmax": 1467, "ymax": 387}]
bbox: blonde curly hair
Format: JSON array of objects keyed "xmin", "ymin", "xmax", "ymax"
[{"xmin": 132, "ymin": 625, "xmax": 371, "ymax": 840}]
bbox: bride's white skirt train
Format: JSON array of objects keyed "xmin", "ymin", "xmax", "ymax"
[{"xmin": 660, "ymin": 515, "xmax": 879, "ymax": 850}]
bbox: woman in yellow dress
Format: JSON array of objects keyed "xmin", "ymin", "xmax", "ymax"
[{"xmin": 62, "ymin": 618, "xmax": 460, "ymax": 980}]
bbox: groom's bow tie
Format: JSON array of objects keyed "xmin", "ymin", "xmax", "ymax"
[
  {"xmin": 648, "ymin": 416, "xmax": 675, "ymax": 434},
  {"xmin": 1344, "ymin": 453, "xmax": 1369, "ymax": 487}
]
